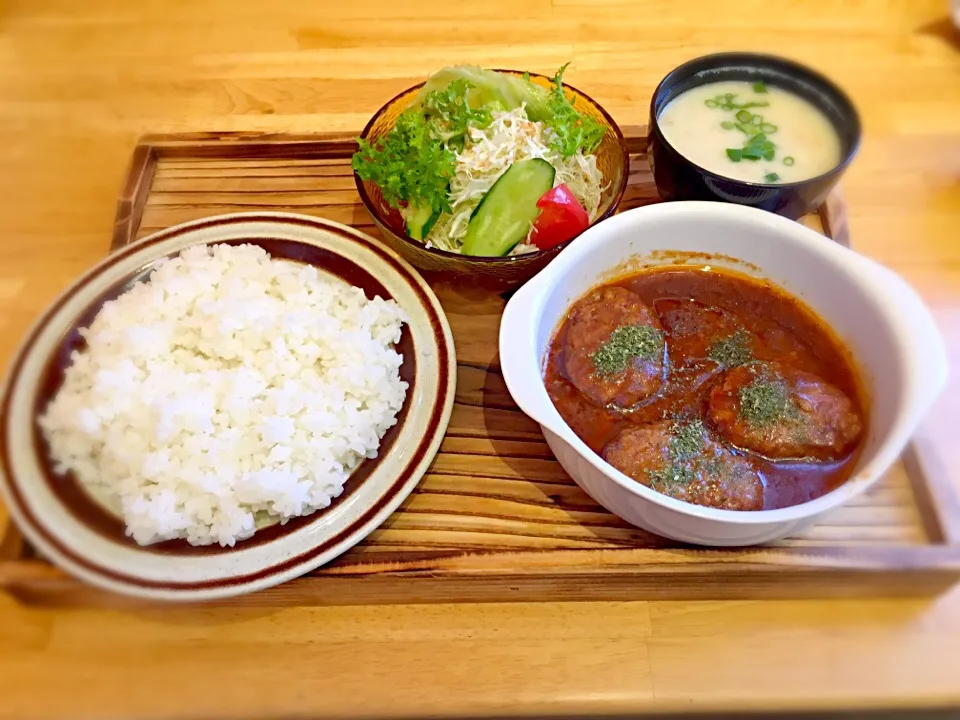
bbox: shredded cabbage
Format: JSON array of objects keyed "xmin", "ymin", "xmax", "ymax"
[{"xmin": 425, "ymin": 105, "xmax": 606, "ymax": 255}]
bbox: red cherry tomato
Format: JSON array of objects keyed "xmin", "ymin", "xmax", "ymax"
[{"xmin": 530, "ymin": 184, "xmax": 590, "ymax": 250}]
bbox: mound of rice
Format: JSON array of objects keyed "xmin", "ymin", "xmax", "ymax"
[{"xmin": 39, "ymin": 243, "xmax": 409, "ymax": 547}]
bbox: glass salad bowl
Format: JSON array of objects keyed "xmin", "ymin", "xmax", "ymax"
[{"xmin": 353, "ymin": 69, "xmax": 629, "ymax": 291}]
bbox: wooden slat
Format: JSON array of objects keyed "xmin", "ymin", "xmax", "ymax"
[{"xmin": 5, "ymin": 128, "xmax": 957, "ymax": 607}]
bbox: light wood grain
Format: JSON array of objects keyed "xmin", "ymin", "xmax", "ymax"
[
  {"xmin": 1, "ymin": 0, "xmax": 960, "ymax": 717},
  {"xmin": 6, "ymin": 132, "xmax": 953, "ymax": 607}
]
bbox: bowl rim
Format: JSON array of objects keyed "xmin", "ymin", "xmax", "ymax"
[
  {"xmin": 500, "ymin": 201, "xmax": 945, "ymax": 526},
  {"xmin": 648, "ymin": 51, "xmax": 862, "ymax": 190},
  {"xmin": 353, "ymin": 68, "xmax": 630, "ymax": 265}
]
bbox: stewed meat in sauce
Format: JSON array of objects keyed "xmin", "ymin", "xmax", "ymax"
[
  {"xmin": 655, "ymin": 298, "xmax": 760, "ymax": 368},
  {"xmin": 544, "ymin": 266, "xmax": 866, "ymax": 511},
  {"xmin": 709, "ymin": 361, "xmax": 863, "ymax": 461},
  {"xmin": 561, "ymin": 286, "xmax": 665, "ymax": 408},
  {"xmin": 604, "ymin": 420, "xmax": 762, "ymax": 511}
]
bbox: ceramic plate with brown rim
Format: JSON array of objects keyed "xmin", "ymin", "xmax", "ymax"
[{"xmin": 0, "ymin": 212, "xmax": 456, "ymax": 601}]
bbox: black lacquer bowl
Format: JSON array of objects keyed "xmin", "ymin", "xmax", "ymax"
[{"xmin": 649, "ymin": 52, "xmax": 861, "ymax": 220}]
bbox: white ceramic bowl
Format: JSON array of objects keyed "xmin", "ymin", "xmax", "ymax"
[{"xmin": 499, "ymin": 202, "xmax": 948, "ymax": 546}]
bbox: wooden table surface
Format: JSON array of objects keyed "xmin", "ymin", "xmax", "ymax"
[{"xmin": 1, "ymin": 1, "xmax": 960, "ymax": 717}]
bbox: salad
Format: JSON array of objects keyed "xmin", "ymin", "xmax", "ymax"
[{"xmin": 353, "ymin": 64, "xmax": 608, "ymax": 257}]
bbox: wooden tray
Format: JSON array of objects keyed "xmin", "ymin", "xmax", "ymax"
[{"xmin": 2, "ymin": 127, "xmax": 959, "ymax": 607}]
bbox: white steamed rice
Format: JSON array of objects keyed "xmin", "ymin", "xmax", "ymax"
[{"xmin": 39, "ymin": 243, "xmax": 409, "ymax": 547}]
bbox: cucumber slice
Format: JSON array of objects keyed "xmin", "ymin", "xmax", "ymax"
[
  {"xmin": 462, "ymin": 158, "xmax": 556, "ymax": 257},
  {"xmin": 405, "ymin": 202, "xmax": 441, "ymax": 242}
]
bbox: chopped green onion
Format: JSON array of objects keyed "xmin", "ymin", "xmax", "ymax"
[
  {"xmin": 741, "ymin": 146, "xmax": 763, "ymax": 161},
  {"xmin": 764, "ymin": 172, "xmax": 780, "ymax": 182},
  {"xmin": 783, "ymin": 156, "xmax": 796, "ymax": 166},
  {"xmin": 760, "ymin": 122, "xmax": 778, "ymax": 133},
  {"xmin": 762, "ymin": 147, "xmax": 775, "ymax": 161},
  {"xmin": 753, "ymin": 81, "xmax": 769, "ymax": 94},
  {"xmin": 735, "ymin": 101, "xmax": 770, "ymax": 110},
  {"xmin": 735, "ymin": 109, "xmax": 753, "ymax": 123},
  {"xmin": 747, "ymin": 133, "xmax": 767, "ymax": 146},
  {"xmin": 720, "ymin": 103, "xmax": 734, "ymax": 110},
  {"xmin": 751, "ymin": 114, "xmax": 763, "ymax": 126},
  {"xmin": 705, "ymin": 99, "xmax": 719, "ymax": 108},
  {"xmin": 721, "ymin": 120, "xmax": 735, "ymax": 130},
  {"xmin": 726, "ymin": 148, "xmax": 743, "ymax": 162},
  {"xmin": 725, "ymin": 93, "xmax": 735, "ymax": 100}
]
